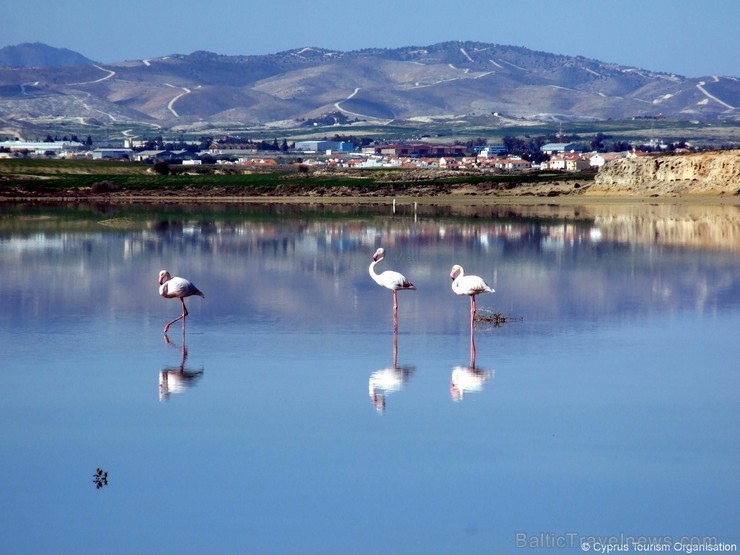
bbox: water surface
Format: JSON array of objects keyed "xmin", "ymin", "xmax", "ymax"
[{"xmin": 1, "ymin": 201, "xmax": 738, "ymax": 554}]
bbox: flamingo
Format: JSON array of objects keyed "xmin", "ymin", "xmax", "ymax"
[
  {"xmin": 158, "ymin": 270, "xmax": 204, "ymax": 333},
  {"xmin": 369, "ymin": 248, "xmax": 416, "ymax": 330},
  {"xmin": 450, "ymin": 264, "xmax": 494, "ymax": 323}
]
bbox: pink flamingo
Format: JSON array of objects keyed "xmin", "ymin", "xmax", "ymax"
[
  {"xmin": 369, "ymin": 248, "xmax": 416, "ymax": 331},
  {"xmin": 450, "ymin": 264, "xmax": 494, "ymax": 325},
  {"xmin": 158, "ymin": 270, "xmax": 204, "ymax": 333}
]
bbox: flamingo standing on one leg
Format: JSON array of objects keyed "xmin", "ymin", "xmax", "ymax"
[
  {"xmin": 158, "ymin": 270, "xmax": 204, "ymax": 333},
  {"xmin": 450, "ymin": 264, "xmax": 494, "ymax": 327},
  {"xmin": 369, "ymin": 248, "xmax": 416, "ymax": 331}
]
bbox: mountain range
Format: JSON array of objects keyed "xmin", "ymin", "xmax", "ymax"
[{"xmin": 0, "ymin": 41, "xmax": 738, "ymax": 137}]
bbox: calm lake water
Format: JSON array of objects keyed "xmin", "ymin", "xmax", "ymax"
[{"xmin": 1, "ymin": 200, "xmax": 738, "ymax": 554}]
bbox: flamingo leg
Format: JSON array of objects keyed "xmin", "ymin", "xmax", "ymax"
[
  {"xmin": 469, "ymin": 295, "xmax": 476, "ymax": 367},
  {"xmin": 163, "ymin": 299, "xmax": 188, "ymax": 333},
  {"xmin": 180, "ymin": 338, "xmax": 188, "ymax": 370},
  {"xmin": 392, "ymin": 290, "xmax": 399, "ymax": 334}
]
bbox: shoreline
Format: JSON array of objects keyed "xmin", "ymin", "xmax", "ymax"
[{"xmin": 2, "ymin": 193, "xmax": 738, "ymax": 206}]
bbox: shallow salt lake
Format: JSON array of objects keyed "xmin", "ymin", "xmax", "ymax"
[{"xmin": 0, "ymin": 201, "xmax": 738, "ymax": 554}]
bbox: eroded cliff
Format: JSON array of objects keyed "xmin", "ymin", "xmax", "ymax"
[{"xmin": 589, "ymin": 150, "xmax": 740, "ymax": 196}]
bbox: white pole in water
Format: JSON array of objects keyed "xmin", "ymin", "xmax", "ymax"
[
  {"xmin": 414, "ymin": 202, "xmax": 418, "ymax": 223},
  {"xmin": 392, "ymin": 198, "xmax": 396, "ymax": 214}
]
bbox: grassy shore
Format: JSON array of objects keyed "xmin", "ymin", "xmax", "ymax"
[
  {"xmin": 1, "ymin": 157, "xmax": 737, "ymax": 205},
  {"xmin": 0, "ymin": 157, "xmax": 597, "ymax": 199}
]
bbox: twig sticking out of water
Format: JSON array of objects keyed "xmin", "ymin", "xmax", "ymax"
[
  {"xmin": 474, "ymin": 310, "xmax": 523, "ymax": 327},
  {"xmin": 92, "ymin": 467, "xmax": 109, "ymax": 489}
]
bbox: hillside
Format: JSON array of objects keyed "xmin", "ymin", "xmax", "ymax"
[
  {"xmin": 0, "ymin": 41, "xmax": 738, "ymax": 137},
  {"xmin": 0, "ymin": 42, "xmax": 95, "ymax": 68}
]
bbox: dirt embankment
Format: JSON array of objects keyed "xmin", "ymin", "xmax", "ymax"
[{"xmin": 588, "ymin": 149, "xmax": 740, "ymax": 197}]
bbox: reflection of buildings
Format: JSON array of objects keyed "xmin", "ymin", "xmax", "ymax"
[
  {"xmin": 2, "ymin": 204, "xmax": 738, "ymax": 327},
  {"xmin": 4, "ymin": 205, "xmax": 738, "ymax": 268}
]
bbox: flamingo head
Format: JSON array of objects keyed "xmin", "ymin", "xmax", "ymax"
[
  {"xmin": 450, "ymin": 264, "xmax": 463, "ymax": 281},
  {"xmin": 158, "ymin": 270, "xmax": 171, "ymax": 285},
  {"xmin": 372, "ymin": 248, "xmax": 385, "ymax": 262}
]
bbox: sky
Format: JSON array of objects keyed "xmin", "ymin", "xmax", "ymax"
[{"xmin": 4, "ymin": 0, "xmax": 739, "ymax": 78}]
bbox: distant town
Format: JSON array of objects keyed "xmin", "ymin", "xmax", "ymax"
[{"xmin": 0, "ymin": 132, "xmax": 705, "ymax": 174}]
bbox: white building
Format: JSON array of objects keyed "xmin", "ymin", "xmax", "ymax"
[
  {"xmin": 0, "ymin": 140, "xmax": 85, "ymax": 155},
  {"xmin": 294, "ymin": 140, "xmax": 354, "ymax": 152},
  {"xmin": 540, "ymin": 142, "xmax": 583, "ymax": 155},
  {"xmin": 589, "ymin": 153, "xmax": 623, "ymax": 168},
  {"xmin": 92, "ymin": 148, "xmax": 134, "ymax": 159}
]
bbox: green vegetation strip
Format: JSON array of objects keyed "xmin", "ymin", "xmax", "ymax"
[{"xmin": 0, "ymin": 159, "xmax": 593, "ymax": 192}]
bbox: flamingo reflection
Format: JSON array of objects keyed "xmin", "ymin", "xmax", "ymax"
[
  {"xmin": 160, "ymin": 332, "xmax": 204, "ymax": 401},
  {"xmin": 368, "ymin": 329, "xmax": 415, "ymax": 413},
  {"xmin": 450, "ymin": 323, "xmax": 492, "ymax": 402}
]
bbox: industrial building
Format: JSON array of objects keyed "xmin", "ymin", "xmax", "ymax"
[{"xmin": 294, "ymin": 140, "xmax": 354, "ymax": 153}]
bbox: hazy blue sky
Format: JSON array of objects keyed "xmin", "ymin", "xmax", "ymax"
[{"xmin": 5, "ymin": 0, "xmax": 739, "ymax": 77}]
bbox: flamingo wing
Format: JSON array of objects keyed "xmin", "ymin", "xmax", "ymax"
[
  {"xmin": 161, "ymin": 277, "xmax": 204, "ymax": 299},
  {"xmin": 455, "ymin": 275, "xmax": 493, "ymax": 296},
  {"xmin": 379, "ymin": 270, "xmax": 415, "ymax": 291}
]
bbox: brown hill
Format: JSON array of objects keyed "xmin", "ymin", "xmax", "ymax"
[{"xmin": 0, "ymin": 41, "xmax": 738, "ymax": 136}]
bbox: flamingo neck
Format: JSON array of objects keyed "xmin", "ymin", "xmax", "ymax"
[
  {"xmin": 451, "ymin": 277, "xmax": 463, "ymax": 294},
  {"xmin": 369, "ymin": 259, "xmax": 383, "ymax": 285}
]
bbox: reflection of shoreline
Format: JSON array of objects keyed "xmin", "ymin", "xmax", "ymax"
[
  {"xmin": 3, "ymin": 202, "xmax": 738, "ymax": 252},
  {"xmin": 592, "ymin": 205, "xmax": 740, "ymax": 251}
]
